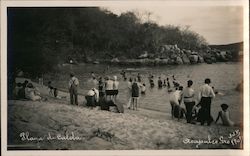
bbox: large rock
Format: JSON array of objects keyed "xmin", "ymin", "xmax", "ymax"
[
  {"xmin": 138, "ymin": 51, "xmax": 149, "ymax": 59},
  {"xmin": 175, "ymin": 56, "xmax": 183, "ymax": 65},
  {"xmin": 191, "ymin": 51, "xmax": 198, "ymax": 55},
  {"xmin": 185, "ymin": 50, "xmax": 192, "ymax": 56},
  {"xmin": 220, "ymin": 51, "xmax": 228, "ymax": 61},
  {"xmin": 182, "ymin": 54, "xmax": 190, "ymax": 64},
  {"xmin": 111, "ymin": 58, "xmax": 120, "ymax": 63},
  {"xmin": 158, "ymin": 59, "xmax": 169, "ymax": 65},
  {"xmin": 198, "ymin": 55, "xmax": 204, "ymax": 63},
  {"xmin": 168, "ymin": 59, "xmax": 176, "ymax": 65},
  {"xmin": 170, "ymin": 54, "xmax": 177, "ymax": 59},
  {"xmin": 189, "ymin": 55, "xmax": 199, "ymax": 64}
]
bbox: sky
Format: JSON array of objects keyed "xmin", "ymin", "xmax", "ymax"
[{"xmin": 106, "ymin": 4, "xmax": 243, "ymax": 45}]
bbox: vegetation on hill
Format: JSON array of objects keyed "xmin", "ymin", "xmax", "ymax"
[{"xmin": 8, "ymin": 7, "xmax": 209, "ymax": 75}]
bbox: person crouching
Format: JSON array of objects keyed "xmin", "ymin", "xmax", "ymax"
[{"xmin": 85, "ymin": 88, "xmax": 99, "ymax": 107}]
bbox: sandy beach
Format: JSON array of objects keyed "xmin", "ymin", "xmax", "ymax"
[{"xmin": 8, "ymin": 79, "xmax": 243, "ymax": 150}]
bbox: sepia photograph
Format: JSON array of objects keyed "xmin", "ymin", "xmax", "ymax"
[{"xmin": 1, "ymin": 0, "xmax": 249, "ymax": 155}]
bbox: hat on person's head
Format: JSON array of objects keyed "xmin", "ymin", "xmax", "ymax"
[
  {"xmin": 70, "ymin": 73, "xmax": 75, "ymax": 77},
  {"xmin": 114, "ymin": 76, "xmax": 117, "ymax": 81},
  {"xmin": 221, "ymin": 103, "xmax": 229, "ymax": 110}
]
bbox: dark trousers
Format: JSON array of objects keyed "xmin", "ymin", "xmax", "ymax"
[
  {"xmin": 184, "ymin": 101, "xmax": 195, "ymax": 123},
  {"xmin": 85, "ymin": 96, "xmax": 96, "ymax": 107},
  {"xmin": 200, "ymin": 97, "xmax": 212, "ymax": 125},
  {"xmin": 69, "ymin": 88, "xmax": 78, "ymax": 105}
]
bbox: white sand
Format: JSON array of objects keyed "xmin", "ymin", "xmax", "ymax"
[{"xmin": 8, "ymin": 99, "xmax": 242, "ymax": 150}]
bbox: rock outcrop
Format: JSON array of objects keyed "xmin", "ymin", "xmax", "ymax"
[{"xmin": 104, "ymin": 44, "xmax": 239, "ymax": 66}]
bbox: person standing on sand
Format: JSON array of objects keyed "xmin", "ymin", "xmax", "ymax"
[
  {"xmin": 127, "ymin": 78, "xmax": 133, "ymax": 109},
  {"xmin": 113, "ymin": 76, "xmax": 119, "ymax": 102},
  {"xmin": 69, "ymin": 73, "xmax": 79, "ymax": 105},
  {"xmin": 182, "ymin": 80, "xmax": 195, "ymax": 123},
  {"xmin": 131, "ymin": 78, "xmax": 140, "ymax": 110},
  {"xmin": 105, "ymin": 76, "xmax": 114, "ymax": 101},
  {"xmin": 198, "ymin": 78, "xmax": 215, "ymax": 126}
]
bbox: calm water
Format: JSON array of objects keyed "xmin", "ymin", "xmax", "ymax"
[{"xmin": 46, "ymin": 62, "xmax": 243, "ymax": 123}]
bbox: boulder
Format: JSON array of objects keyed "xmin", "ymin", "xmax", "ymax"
[
  {"xmin": 198, "ymin": 55, "xmax": 204, "ymax": 63},
  {"xmin": 161, "ymin": 59, "xmax": 169, "ymax": 64},
  {"xmin": 182, "ymin": 54, "xmax": 190, "ymax": 64},
  {"xmin": 191, "ymin": 51, "xmax": 198, "ymax": 55},
  {"xmin": 189, "ymin": 55, "xmax": 198, "ymax": 64},
  {"xmin": 170, "ymin": 54, "xmax": 177, "ymax": 59},
  {"xmin": 138, "ymin": 51, "xmax": 149, "ymax": 59},
  {"xmin": 111, "ymin": 58, "xmax": 119, "ymax": 63},
  {"xmin": 211, "ymin": 57, "xmax": 217, "ymax": 62},
  {"xmin": 185, "ymin": 50, "xmax": 192, "ymax": 56},
  {"xmin": 220, "ymin": 51, "xmax": 228, "ymax": 61},
  {"xmin": 175, "ymin": 56, "xmax": 183, "ymax": 65},
  {"xmin": 168, "ymin": 59, "xmax": 176, "ymax": 65}
]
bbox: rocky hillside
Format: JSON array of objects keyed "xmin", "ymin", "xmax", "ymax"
[{"xmin": 103, "ymin": 43, "xmax": 243, "ymax": 66}]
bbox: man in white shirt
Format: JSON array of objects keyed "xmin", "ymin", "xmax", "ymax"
[
  {"xmin": 182, "ymin": 80, "xmax": 195, "ymax": 123},
  {"xmin": 69, "ymin": 73, "xmax": 79, "ymax": 105},
  {"xmin": 105, "ymin": 76, "xmax": 114, "ymax": 101},
  {"xmin": 198, "ymin": 78, "xmax": 215, "ymax": 126}
]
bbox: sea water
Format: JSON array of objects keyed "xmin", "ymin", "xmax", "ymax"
[{"xmin": 47, "ymin": 62, "xmax": 243, "ymax": 123}]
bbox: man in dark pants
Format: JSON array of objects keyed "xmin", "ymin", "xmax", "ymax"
[
  {"xmin": 182, "ymin": 80, "xmax": 195, "ymax": 123},
  {"xmin": 198, "ymin": 78, "xmax": 215, "ymax": 126},
  {"xmin": 69, "ymin": 73, "xmax": 79, "ymax": 105}
]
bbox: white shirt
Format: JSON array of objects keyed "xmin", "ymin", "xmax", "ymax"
[
  {"xmin": 169, "ymin": 90, "xmax": 182, "ymax": 104},
  {"xmin": 199, "ymin": 84, "xmax": 215, "ymax": 99},
  {"xmin": 113, "ymin": 80, "xmax": 119, "ymax": 90},
  {"xmin": 182, "ymin": 87, "xmax": 195, "ymax": 102},
  {"xmin": 87, "ymin": 90, "xmax": 95, "ymax": 96},
  {"xmin": 141, "ymin": 85, "xmax": 146, "ymax": 92},
  {"xmin": 105, "ymin": 80, "xmax": 113, "ymax": 90},
  {"xmin": 69, "ymin": 76, "xmax": 79, "ymax": 88}
]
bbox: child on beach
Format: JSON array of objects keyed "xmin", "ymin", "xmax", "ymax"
[{"xmin": 215, "ymin": 104, "xmax": 235, "ymax": 127}]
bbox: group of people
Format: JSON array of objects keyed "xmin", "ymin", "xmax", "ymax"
[
  {"xmin": 14, "ymin": 80, "xmax": 43, "ymax": 101},
  {"xmin": 169, "ymin": 78, "xmax": 235, "ymax": 127},
  {"xmin": 81, "ymin": 73, "xmax": 124, "ymax": 113},
  {"xmin": 14, "ymin": 71, "xmax": 233, "ymax": 126}
]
